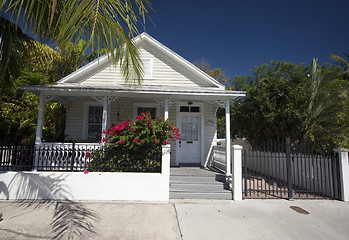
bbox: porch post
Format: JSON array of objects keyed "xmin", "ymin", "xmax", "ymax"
[
  {"xmin": 35, "ymin": 93, "xmax": 45, "ymax": 144},
  {"xmin": 102, "ymin": 97, "xmax": 108, "ymax": 141},
  {"xmin": 225, "ymin": 99, "xmax": 232, "ymax": 181},
  {"xmin": 93, "ymin": 96, "xmax": 117, "ymax": 142},
  {"xmin": 164, "ymin": 98, "xmax": 169, "ymax": 120}
]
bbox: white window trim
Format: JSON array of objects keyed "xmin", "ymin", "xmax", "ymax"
[
  {"xmin": 133, "ymin": 103, "xmax": 160, "ymax": 120},
  {"xmin": 141, "ymin": 58, "xmax": 153, "ymax": 79},
  {"xmin": 82, "ymin": 102, "xmax": 110, "ymax": 141}
]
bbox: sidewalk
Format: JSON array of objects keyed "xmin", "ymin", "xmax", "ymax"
[
  {"xmin": 0, "ymin": 200, "xmax": 348, "ymax": 240},
  {"xmin": 0, "ymin": 201, "xmax": 181, "ymax": 240},
  {"xmin": 174, "ymin": 199, "xmax": 349, "ymax": 240}
]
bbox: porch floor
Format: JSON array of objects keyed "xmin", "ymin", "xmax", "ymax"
[{"xmin": 170, "ymin": 167, "xmax": 232, "ymax": 199}]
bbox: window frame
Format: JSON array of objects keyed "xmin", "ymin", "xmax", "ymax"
[
  {"xmin": 82, "ymin": 102, "xmax": 105, "ymax": 142},
  {"xmin": 133, "ymin": 103, "xmax": 160, "ymax": 119}
]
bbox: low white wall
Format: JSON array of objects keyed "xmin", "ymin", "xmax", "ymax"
[{"xmin": 0, "ymin": 145, "xmax": 170, "ymax": 202}]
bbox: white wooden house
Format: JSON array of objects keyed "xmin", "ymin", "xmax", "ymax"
[{"xmin": 22, "ymin": 33, "xmax": 245, "ymax": 169}]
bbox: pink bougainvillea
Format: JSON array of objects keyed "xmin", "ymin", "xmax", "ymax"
[
  {"xmin": 99, "ymin": 113, "xmax": 181, "ymax": 147},
  {"xmin": 88, "ymin": 112, "xmax": 182, "ymax": 172}
]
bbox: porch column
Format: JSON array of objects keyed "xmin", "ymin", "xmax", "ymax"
[
  {"xmin": 102, "ymin": 98, "xmax": 108, "ymax": 140},
  {"xmin": 35, "ymin": 93, "xmax": 45, "ymax": 144},
  {"xmin": 35, "ymin": 94, "xmax": 55, "ymax": 144},
  {"xmin": 164, "ymin": 98, "xmax": 169, "ymax": 120},
  {"xmin": 93, "ymin": 96, "xmax": 117, "ymax": 142},
  {"xmin": 225, "ymin": 100, "xmax": 232, "ymax": 180},
  {"xmin": 217, "ymin": 99, "xmax": 232, "ymax": 182},
  {"xmin": 34, "ymin": 94, "xmax": 54, "ymax": 170}
]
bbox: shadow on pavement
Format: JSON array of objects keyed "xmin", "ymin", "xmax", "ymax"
[{"xmin": 0, "ymin": 172, "xmax": 99, "ymax": 239}]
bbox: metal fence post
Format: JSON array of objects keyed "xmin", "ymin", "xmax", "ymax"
[{"xmin": 286, "ymin": 137, "xmax": 293, "ymax": 199}]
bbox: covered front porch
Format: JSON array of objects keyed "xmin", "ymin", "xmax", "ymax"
[{"xmin": 22, "ymin": 84, "xmax": 244, "ymax": 172}]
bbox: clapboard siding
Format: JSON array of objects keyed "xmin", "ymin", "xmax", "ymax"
[
  {"xmin": 64, "ymin": 98, "xmax": 89, "ymax": 141},
  {"xmin": 203, "ymin": 102, "xmax": 217, "ymax": 164},
  {"xmin": 79, "ymin": 46, "xmax": 210, "ymax": 88}
]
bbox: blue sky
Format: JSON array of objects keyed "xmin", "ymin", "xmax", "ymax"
[{"xmin": 144, "ymin": 0, "xmax": 349, "ymax": 78}]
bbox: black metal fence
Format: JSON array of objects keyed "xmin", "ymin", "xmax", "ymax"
[
  {"xmin": 243, "ymin": 138, "xmax": 342, "ymax": 200},
  {"xmin": 0, "ymin": 142, "xmax": 162, "ymax": 172}
]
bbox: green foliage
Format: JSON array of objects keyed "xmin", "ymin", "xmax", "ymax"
[
  {"xmin": 88, "ymin": 113, "xmax": 181, "ymax": 172},
  {"xmin": 0, "ymin": 39, "xmax": 89, "ymax": 143},
  {"xmin": 0, "ymin": 70, "xmax": 42, "ymax": 143},
  {"xmin": 42, "ymin": 102, "xmax": 66, "ymax": 143},
  {"xmin": 228, "ymin": 61, "xmax": 310, "ymax": 145},
  {"xmin": 227, "ymin": 59, "xmax": 348, "ymax": 148},
  {"xmin": 308, "ymin": 55, "xmax": 349, "ymax": 148},
  {"xmin": 48, "ymin": 40, "xmax": 94, "ymax": 81}
]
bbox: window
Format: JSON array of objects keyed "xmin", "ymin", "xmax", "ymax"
[
  {"xmin": 181, "ymin": 116, "xmax": 199, "ymax": 141},
  {"xmin": 180, "ymin": 106, "xmax": 189, "ymax": 112},
  {"xmin": 180, "ymin": 106, "xmax": 200, "ymax": 113},
  {"xmin": 133, "ymin": 103, "xmax": 159, "ymax": 119},
  {"xmin": 137, "ymin": 106, "xmax": 156, "ymax": 118},
  {"xmin": 87, "ymin": 105, "xmax": 102, "ymax": 142},
  {"xmin": 142, "ymin": 58, "xmax": 153, "ymax": 79}
]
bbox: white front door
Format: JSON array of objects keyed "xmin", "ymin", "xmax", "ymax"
[{"xmin": 177, "ymin": 113, "xmax": 201, "ymax": 164}]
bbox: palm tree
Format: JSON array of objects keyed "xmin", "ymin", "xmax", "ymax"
[
  {"xmin": 0, "ymin": 0, "xmax": 152, "ymax": 85},
  {"xmin": 0, "ymin": 16, "xmax": 34, "ymax": 90},
  {"xmin": 304, "ymin": 59, "xmax": 338, "ymax": 140},
  {"xmin": 331, "ymin": 53, "xmax": 349, "ymax": 79}
]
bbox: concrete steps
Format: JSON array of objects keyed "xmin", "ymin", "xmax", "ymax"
[{"xmin": 170, "ymin": 168, "xmax": 232, "ymax": 200}]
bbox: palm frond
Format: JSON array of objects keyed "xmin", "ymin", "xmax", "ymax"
[
  {"xmin": 0, "ymin": 16, "xmax": 34, "ymax": 89},
  {"xmin": 2, "ymin": 0, "xmax": 152, "ymax": 85}
]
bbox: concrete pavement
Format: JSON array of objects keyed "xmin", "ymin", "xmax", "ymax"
[
  {"xmin": 0, "ymin": 201, "xmax": 181, "ymax": 240},
  {"xmin": 174, "ymin": 199, "xmax": 349, "ymax": 240},
  {"xmin": 0, "ymin": 200, "xmax": 348, "ymax": 240}
]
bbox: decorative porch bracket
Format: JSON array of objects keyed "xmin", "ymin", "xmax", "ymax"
[
  {"xmin": 93, "ymin": 96, "xmax": 118, "ymax": 141},
  {"xmin": 155, "ymin": 98, "xmax": 175, "ymax": 120},
  {"xmin": 217, "ymin": 99, "xmax": 232, "ymax": 183}
]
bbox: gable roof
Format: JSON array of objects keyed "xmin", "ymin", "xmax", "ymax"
[{"xmin": 57, "ymin": 32, "xmax": 225, "ymax": 89}]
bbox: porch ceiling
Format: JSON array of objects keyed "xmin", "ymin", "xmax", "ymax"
[{"xmin": 21, "ymin": 84, "xmax": 246, "ymax": 103}]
